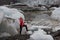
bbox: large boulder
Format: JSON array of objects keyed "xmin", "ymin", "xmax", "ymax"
[{"xmin": 0, "ymin": 6, "xmax": 25, "ymax": 36}]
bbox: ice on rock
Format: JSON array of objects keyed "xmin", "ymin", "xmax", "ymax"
[
  {"xmin": 10, "ymin": 8, "xmax": 25, "ymax": 20},
  {"xmin": 0, "ymin": 6, "xmax": 25, "ymax": 20},
  {"xmin": 13, "ymin": 19, "xmax": 20, "ymax": 30},
  {"xmin": 0, "ymin": 6, "xmax": 13, "ymax": 16},
  {"xmin": 30, "ymin": 35, "xmax": 54, "ymax": 40},
  {"xmin": 51, "ymin": 7, "xmax": 60, "ymax": 21},
  {"xmin": 30, "ymin": 29, "xmax": 54, "ymax": 40},
  {"xmin": 6, "ymin": 21, "xmax": 19, "ymax": 35},
  {"xmin": 0, "ymin": 18, "xmax": 18, "ymax": 36}
]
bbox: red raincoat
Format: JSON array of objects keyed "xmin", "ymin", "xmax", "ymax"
[{"xmin": 19, "ymin": 17, "xmax": 24, "ymax": 27}]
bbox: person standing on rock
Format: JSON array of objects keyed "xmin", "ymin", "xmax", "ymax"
[{"xmin": 19, "ymin": 17, "xmax": 28, "ymax": 34}]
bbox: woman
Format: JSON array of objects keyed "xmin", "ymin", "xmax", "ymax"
[{"xmin": 19, "ymin": 17, "xmax": 28, "ymax": 34}]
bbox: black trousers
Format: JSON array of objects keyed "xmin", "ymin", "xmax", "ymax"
[{"xmin": 20, "ymin": 25, "xmax": 28, "ymax": 34}]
